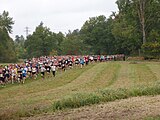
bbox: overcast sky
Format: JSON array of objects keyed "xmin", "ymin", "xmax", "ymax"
[{"xmin": 0, "ymin": 0, "xmax": 118, "ymax": 39}]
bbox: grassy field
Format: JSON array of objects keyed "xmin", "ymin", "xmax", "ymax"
[{"xmin": 0, "ymin": 61, "xmax": 160, "ymax": 119}]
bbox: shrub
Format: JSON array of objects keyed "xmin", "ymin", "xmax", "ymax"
[{"xmin": 142, "ymin": 42, "xmax": 160, "ymax": 59}]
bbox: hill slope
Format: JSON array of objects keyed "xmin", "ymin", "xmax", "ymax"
[{"xmin": 0, "ymin": 61, "xmax": 160, "ymax": 119}]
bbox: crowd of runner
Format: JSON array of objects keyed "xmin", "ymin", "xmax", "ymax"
[{"xmin": 0, "ymin": 54, "xmax": 125, "ymax": 87}]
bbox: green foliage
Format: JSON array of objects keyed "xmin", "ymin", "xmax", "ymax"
[
  {"xmin": 77, "ymin": 0, "xmax": 159, "ymax": 55},
  {"xmin": 142, "ymin": 42, "xmax": 160, "ymax": 59},
  {"xmin": 112, "ymin": 0, "xmax": 142, "ymax": 54},
  {"xmin": 52, "ymin": 82, "xmax": 160, "ymax": 111},
  {"xmin": 0, "ymin": 11, "xmax": 17, "ymax": 62},
  {"xmin": 80, "ymin": 15, "xmax": 109, "ymax": 54},
  {"xmin": 111, "ymin": 0, "xmax": 160, "ymax": 55},
  {"xmin": 60, "ymin": 29, "xmax": 87, "ymax": 55},
  {"xmin": 49, "ymin": 49, "xmax": 58, "ymax": 56},
  {"xmin": 24, "ymin": 22, "xmax": 64, "ymax": 58},
  {"xmin": 53, "ymin": 93, "xmax": 101, "ymax": 110},
  {"xmin": 14, "ymin": 35, "xmax": 26, "ymax": 59},
  {"xmin": 145, "ymin": 115, "xmax": 160, "ymax": 120},
  {"xmin": 0, "ymin": 11, "xmax": 14, "ymax": 34}
]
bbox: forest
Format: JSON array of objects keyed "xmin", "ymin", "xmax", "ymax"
[{"xmin": 0, "ymin": 0, "xmax": 160, "ymax": 62}]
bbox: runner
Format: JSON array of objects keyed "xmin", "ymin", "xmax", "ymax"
[
  {"xmin": 17, "ymin": 66, "xmax": 23, "ymax": 83},
  {"xmin": 4, "ymin": 66, "xmax": 10, "ymax": 83},
  {"xmin": 40, "ymin": 65, "xmax": 46, "ymax": 80},
  {"xmin": 68, "ymin": 59, "xmax": 73, "ymax": 69},
  {"xmin": 27, "ymin": 65, "xmax": 32, "ymax": 78},
  {"xmin": 45, "ymin": 63, "xmax": 51, "ymax": 78},
  {"xmin": 75, "ymin": 58, "xmax": 79, "ymax": 66},
  {"xmin": 62, "ymin": 59, "xmax": 66, "ymax": 71},
  {"xmin": 51, "ymin": 64, "xmax": 56, "ymax": 77},
  {"xmin": 32, "ymin": 65, "xmax": 37, "ymax": 79},
  {"xmin": 22, "ymin": 67, "xmax": 27, "ymax": 84},
  {"xmin": 80, "ymin": 58, "xmax": 85, "ymax": 68},
  {"xmin": 0, "ymin": 66, "xmax": 5, "ymax": 87},
  {"xmin": 11, "ymin": 66, "xmax": 16, "ymax": 84},
  {"xmin": 85, "ymin": 56, "xmax": 89, "ymax": 65}
]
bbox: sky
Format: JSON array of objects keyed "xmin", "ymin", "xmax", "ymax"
[{"xmin": 0, "ymin": 0, "xmax": 118, "ymax": 39}]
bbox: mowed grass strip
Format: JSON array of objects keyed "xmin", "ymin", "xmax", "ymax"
[
  {"xmin": 146, "ymin": 62, "xmax": 160, "ymax": 80},
  {"xmin": 109, "ymin": 62, "xmax": 132, "ymax": 89},
  {"xmin": 132, "ymin": 63, "xmax": 157, "ymax": 84},
  {"xmin": 81, "ymin": 62, "xmax": 121, "ymax": 91},
  {"xmin": 109, "ymin": 62, "xmax": 158, "ymax": 89}
]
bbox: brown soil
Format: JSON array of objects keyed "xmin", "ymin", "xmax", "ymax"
[{"xmin": 22, "ymin": 95, "xmax": 160, "ymax": 120}]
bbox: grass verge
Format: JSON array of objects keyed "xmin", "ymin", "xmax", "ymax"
[
  {"xmin": 52, "ymin": 81, "xmax": 160, "ymax": 111},
  {"xmin": 145, "ymin": 115, "xmax": 160, "ymax": 120}
]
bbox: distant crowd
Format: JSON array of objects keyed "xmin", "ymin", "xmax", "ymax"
[{"xmin": 0, "ymin": 54, "xmax": 125, "ymax": 87}]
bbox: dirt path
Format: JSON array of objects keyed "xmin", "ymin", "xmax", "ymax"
[{"xmin": 23, "ymin": 95, "xmax": 160, "ymax": 120}]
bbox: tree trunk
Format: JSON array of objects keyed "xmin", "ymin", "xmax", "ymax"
[{"xmin": 137, "ymin": 0, "xmax": 146, "ymax": 44}]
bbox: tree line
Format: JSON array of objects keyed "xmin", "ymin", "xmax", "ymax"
[{"xmin": 0, "ymin": 0, "xmax": 160, "ymax": 62}]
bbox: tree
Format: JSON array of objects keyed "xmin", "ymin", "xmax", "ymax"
[
  {"xmin": 14, "ymin": 35, "xmax": 26, "ymax": 59},
  {"xmin": 116, "ymin": 0, "xmax": 160, "ymax": 44},
  {"xmin": 60, "ymin": 29, "xmax": 86, "ymax": 55},
  {"xmin": 25, "ymin": 22, "xmax": 62, "ymax": 58},
  {"xmin": 0, "ymin": 11, "xmax": 14, "ymax": 33},
  {"xmin": 55, "ymin": 32, "xmax": 65, "ymax": 55},
  {"xmin": 0, "ymin": 11, "xmax": 16, "ymax": 62},
  {"xmin": 80, "ymin": 15, "xmax": 109, "ymax": 54},
  {"xmin": 137, "ymin": 0, "xmax": 147, "ymax": 44}
]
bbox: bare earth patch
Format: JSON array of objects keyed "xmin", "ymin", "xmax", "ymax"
[{"xmin": 23, "ymin": 95, "xmax": 160, "ymax": 120}]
